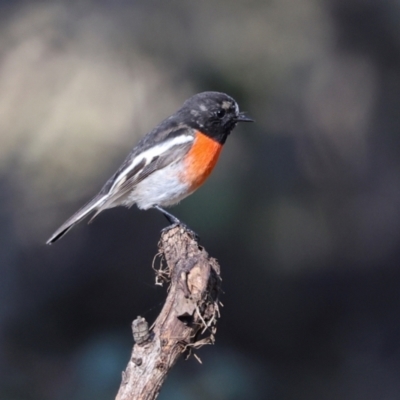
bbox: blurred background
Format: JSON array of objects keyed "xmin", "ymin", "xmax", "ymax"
[{"xmin": 1, "ymin": 0, "xmax": 400, "ymax": 399}]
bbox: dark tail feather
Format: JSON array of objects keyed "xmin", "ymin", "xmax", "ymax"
[{"xmin": 46, "ymin": 195, "xmax": 105, "ymax": 245}]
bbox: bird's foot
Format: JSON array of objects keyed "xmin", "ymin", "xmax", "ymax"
[{"xmin": 154, "ymin": 205, "xmax": 199, "ymax": 241}]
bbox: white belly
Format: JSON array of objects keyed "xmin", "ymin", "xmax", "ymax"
[{"xmin": 124, "ymin": 162, "xmax": 191, "ymax": 210}]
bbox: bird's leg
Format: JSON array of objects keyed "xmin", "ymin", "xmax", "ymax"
[
  {"xmin": 153, "ymin": 205, "xmax": 199, "ymax": 241},
  {"xmin": 153, "ymin": 205, "xmax": 181, "ymax": 224}
]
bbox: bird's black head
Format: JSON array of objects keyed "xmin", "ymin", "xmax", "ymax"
[{"xmin": 179, "ymin": 91, "xmax": 253, "ymax": 144}]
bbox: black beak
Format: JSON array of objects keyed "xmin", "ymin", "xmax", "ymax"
[{"xmin": 237, "ymin": 112, "xmax": 253, "ymax": 122}]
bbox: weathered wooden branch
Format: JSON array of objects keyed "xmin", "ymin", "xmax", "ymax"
[{"xmin": 115, "ymin": 225, "xmax": 222, "ymax": 400}]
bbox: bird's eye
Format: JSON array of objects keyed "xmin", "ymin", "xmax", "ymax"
[{"xmin": 216, "ymin": 109, "xmax": 226, "ymax": 118}]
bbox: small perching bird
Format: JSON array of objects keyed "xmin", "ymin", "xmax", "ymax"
[{"xmin": 47, "ymin": 91, "xmax": 252, "ymax": 244}]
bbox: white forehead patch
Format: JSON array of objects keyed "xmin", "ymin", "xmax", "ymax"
[
  {"xmin": 199, "ymin": 104, "xmax": 207, "ymax": 112},
  {"xmin": 222, "ymin": 100, "xmax": 232, "ymax": 110},
  {"xmin": 222, "ymin": 100, "xmax": 239, "ymax": 116}
]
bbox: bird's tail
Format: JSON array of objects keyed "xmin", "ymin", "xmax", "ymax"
[{"xmin": 46, "ymin": 195, "xmax": 106, "ymax": 245}]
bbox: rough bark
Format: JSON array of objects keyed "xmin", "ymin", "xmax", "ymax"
[{"xmin": 115, "ymin": 225, "xmax": 221, "ymax": 400}]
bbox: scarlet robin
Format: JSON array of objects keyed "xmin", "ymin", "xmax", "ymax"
[{"xmin": 47, "ymin": 91, "xmax": 253, "ymax": 244}]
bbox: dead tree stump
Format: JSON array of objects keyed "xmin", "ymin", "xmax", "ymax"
[{"xmin": 115, "ymin": 225, "xmax": 222, "ymax": 400}]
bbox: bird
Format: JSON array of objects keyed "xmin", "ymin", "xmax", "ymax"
[{"xmin": 47, "ymin": 91, "xmax": 253, "ymax": 244}]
